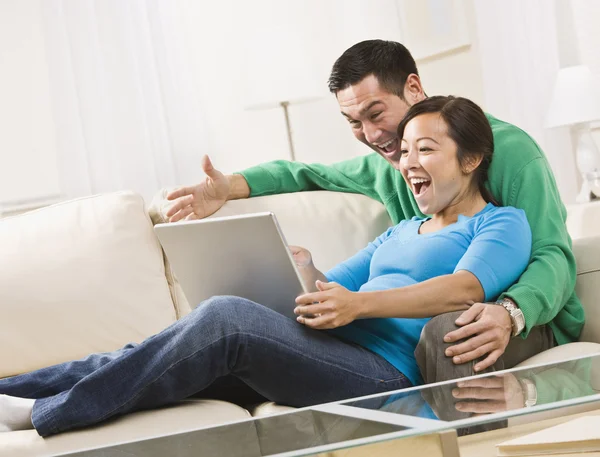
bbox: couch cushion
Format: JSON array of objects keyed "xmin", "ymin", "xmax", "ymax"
[
  {"xmin": 250, "ymin": 401, "xmax": 297, "ymax": 417},
  {"xmin": 148, "ymin": 188, "xmax": 194, "ymax": 317},
  {"xmin": 0, "ymin": 399, "xmax": 251, "ymax": 457},
  {"xmin": 0, "ymin": 191, "xmax": 177, "ymax": 378}
]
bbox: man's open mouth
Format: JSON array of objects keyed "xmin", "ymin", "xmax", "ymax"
[
  {"xmin": 376, "ymin": 138, "xmax": 399, "ymax": 157},
  {"xmin": 410, "ymin": 178, "xmax": 431, "ymax": 197}
]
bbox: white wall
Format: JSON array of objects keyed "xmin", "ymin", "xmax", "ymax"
[
  {"xmin": 0, "ymin": 0, "xmax": 61, "ymax": 209},
  {"xmin": 571, "ymin": 0, "xmax": 600, "ymax": 149},
  {"xmin": 0, "ymin": 0, "xmax": 486, "ymax": 201},
  {"xmin": 173, "ymin": 0, "xmax": 485, "ymax": 172}
]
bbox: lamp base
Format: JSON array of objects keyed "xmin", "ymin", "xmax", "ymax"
[
  {"xmin": 575, "ymin": 179, "xmax": 598, "ymax": 203},
  {"xmin": 574, "ymin": 125, "xmax": 600, "ymax": 203}
]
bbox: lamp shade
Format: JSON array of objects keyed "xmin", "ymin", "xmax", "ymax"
[{"xmin": 546, "ymin": 65, "xmax": 600, "ymax": 128}]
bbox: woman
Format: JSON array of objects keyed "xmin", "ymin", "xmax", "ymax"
[{"xmin": 0, "ymin": 96, "xmax": 531, "ymax": 436}]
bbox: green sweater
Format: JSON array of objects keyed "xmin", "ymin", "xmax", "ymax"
[{"xmin": 238, "ymin": 113, "xmax": 584, "ymax": 345}]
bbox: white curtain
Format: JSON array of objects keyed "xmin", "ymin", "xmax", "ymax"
[
  {"xmin": 40, "ymin": 0, "xmax": 208, "ymax": 201},
  {"xmin": 473, "ymin": 0, "xmax": 579, "ymax": 204}
]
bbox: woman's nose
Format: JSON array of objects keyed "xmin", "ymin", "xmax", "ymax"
[{"xmin": 402, "ymin": 150, "xmax": 419, "ymax": 170}]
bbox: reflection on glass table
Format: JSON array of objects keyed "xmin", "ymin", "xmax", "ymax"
[
  {"xmin": 340, "ymin": 353, "xmax": 600, "ymax": 433},
  {"xmin": 63, "ymin": 354, "xmax": 600, "ymax": 457}
]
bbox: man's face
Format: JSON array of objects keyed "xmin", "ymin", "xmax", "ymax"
[{"xmin": 336, "ymin": 74, "xmax": 414, "ymax": 166}]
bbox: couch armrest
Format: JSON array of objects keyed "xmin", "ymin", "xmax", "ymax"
[
  {"xmin": 573, "ymin": 235, "xmax": 600, "ymax": 343},
  {"xmin": 567, "ymin": 201, "xmax": 600, "ymax": 239}
]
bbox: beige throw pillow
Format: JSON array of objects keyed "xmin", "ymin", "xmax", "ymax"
[{"xmin": 0, "ymin": 191, "xmax": 178, "ymax": 378}]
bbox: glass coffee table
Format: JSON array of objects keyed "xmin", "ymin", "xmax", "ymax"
[{"xmin": 64, "ymin": 353, "xmax": 600, "ymax": 457}]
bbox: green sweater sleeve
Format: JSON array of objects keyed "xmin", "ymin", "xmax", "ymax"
[
  {"xmin": 236, "ymin": 154, "xmax": 396, "ymax": 205},
  {"xmin": 527, "ymin": 359, "xmax": 595, "ymax": 404},
  {"xmin": 499, "ymin": 149, "xmax": 579, "ymax": 340}
]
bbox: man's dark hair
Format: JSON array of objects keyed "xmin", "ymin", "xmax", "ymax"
[
  {"xmin": 397, "ymin": 96, "xmax": 498, "ymax": 205},
  {"xmin": 327, "ymin": 40, "xmax": 418, "ymax": 99}
]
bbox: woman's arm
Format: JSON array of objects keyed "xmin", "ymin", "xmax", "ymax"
[
  {"xmin": 358, "ymin": 271, "xmax": 482, "ymax": 319},
  {"xmin": 294, "ymin": 271, "xmax": 479, "ymax": 327},
  {"xmin": 296, "ymin": 207, "xmax": 532, "ymax": 330}
]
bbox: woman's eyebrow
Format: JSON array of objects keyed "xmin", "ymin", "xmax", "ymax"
[{"xmin": 416, "ymin": 136, "xmax": 440, "ymax": 144}]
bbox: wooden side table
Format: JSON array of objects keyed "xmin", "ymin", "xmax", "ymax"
[{"xmin": 458, "ymin": 408, "xmax": 600, "ymax": 457}]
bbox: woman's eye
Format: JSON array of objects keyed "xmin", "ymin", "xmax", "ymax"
[
  {"xmin": 419, "ymin": 147, "xmax": 432, "ymax": 152},
  {"xmin": 400, "ymin": 149, "xmax": 408, "ymax": 155}
]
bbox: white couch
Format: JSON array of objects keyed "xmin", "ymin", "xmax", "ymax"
[{"xmin": 1, "ymin": 190, "xmax": 599, "ymax": 456}]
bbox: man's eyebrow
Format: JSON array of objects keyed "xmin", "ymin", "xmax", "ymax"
[
  {"xmin": 341, "ymin": 100, "xmax": 385, "ymax": 118},
  {"xmin": 359, "ymin": 100, "xmax": 385, "ymax": 115}
]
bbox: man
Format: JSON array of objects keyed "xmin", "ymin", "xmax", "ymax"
[{"xmin": 166, "ymin": 40, "xmax": 583, "ymax": 385}]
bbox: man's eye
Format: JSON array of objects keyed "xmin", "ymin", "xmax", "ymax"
[
  {"xmin": 349, "ymin": 120, "xmax": 361, "ymax": 128},
  {"xmin": 371, "ymin": 112, "xmax": 382, "ymax": 120}
]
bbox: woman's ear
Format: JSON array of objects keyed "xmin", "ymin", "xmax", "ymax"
[{"xmin": 462, "ymin": 154, "xmax": 484, "ymax": 174}]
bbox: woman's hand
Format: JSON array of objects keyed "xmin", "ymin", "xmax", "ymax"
[
  {"xmin": 289, "ymin": 246, "xmax": 323, "ymax": 292},
  {"xmin": 289, "ymin": 245, "xmax": 314, "ymax": 269},
  {"xmin": 294, "ymin": 281, "xmax": 361, "ymax": 329}
]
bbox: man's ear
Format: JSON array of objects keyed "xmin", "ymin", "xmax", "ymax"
[{"xmin": 404, "ymin": 74, "xmax": 426, "ymax": 104}]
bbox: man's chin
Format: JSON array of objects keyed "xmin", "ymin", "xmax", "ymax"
[
  {"xmin": 367, "ymin": 145, "xmax": 401, "ymax": 167},
  {"xmin": 380, "ymin": 151, "xmax": 401, "ymax": 168}
]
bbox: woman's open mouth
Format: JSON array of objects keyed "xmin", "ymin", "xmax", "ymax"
[{"xmin": 410, "ymin": 178, "xmax": 431, "ymax": 197}]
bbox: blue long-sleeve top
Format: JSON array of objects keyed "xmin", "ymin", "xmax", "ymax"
[{"xmin": 325, "ymin": 203, "xmax": 532, "ymax": 386}]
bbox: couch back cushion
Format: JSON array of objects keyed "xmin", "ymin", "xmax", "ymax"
[
  {"xmin": 0, "ymin": 191, "xmax": 177, "ymax": 378},
  {"xmin": 149, "ymin": 190, "xmax": 393, "ymax": 311},
  {"xmin": 572, "ymin": 235, "xmax": 600, "ymax": 343}
]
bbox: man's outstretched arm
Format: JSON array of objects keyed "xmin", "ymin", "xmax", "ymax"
[{"xmin": 166, "ymin": 153, "xmax": 398, "ymax": 222}]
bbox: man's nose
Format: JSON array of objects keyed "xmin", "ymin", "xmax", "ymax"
[{"xmin": 363, "ymin": 122, "xmax": 382, "ymax": 144}]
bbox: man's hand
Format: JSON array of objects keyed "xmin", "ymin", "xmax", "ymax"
[
  {"xmin": 443, "ymin": 303, "xmax": 512, "ymax": 372},
  {"xmin": 452, "ymin": 374, "xmax": 525, "ymax": 415},
  {"xmin": 294, "ymin": 281, "xmax": 360, "ymax": 329},
  {"xmin": 166, "ymin": 155, "xmax": 230, "ymax": 222}
]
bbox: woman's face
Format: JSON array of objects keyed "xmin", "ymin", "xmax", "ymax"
[{"xmin": 398, "ymin": 113, "xmax": 476, "ymax": 216}]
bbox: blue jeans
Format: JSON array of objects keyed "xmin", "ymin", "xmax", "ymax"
[{"xmin": 0, "ymin": 296, "xmax": 410, "ymax": 436}]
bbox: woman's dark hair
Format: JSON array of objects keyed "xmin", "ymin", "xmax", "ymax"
[
  {"xmin": 327, "ymin": 40, "xmax": 418, "ymax": 100},
  {"xmin": 397, "ymin": 96, "xmax": 497, "ymax": 205}
]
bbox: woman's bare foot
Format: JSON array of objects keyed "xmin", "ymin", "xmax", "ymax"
[{"xmin": 0, "ymin": 394, "xmax": 35, "ymax": 432}]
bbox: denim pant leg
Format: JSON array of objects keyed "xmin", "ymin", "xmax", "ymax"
[
  {"xmin": 30, "ymin": 296, "xmax": 410, "ymax": 436},
  {"xmin": 0, "ymin": 344, "xmax": 138, "ymax": 398}
]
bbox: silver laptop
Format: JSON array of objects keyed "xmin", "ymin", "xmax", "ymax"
[{"xmin": 154, "ymin": 212, "xmax": 310, "ymax": 319}]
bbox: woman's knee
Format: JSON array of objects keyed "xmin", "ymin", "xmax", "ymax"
[{"xmin": 190, "ymin": 295, "xmax": 266, "ymax": 332}]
